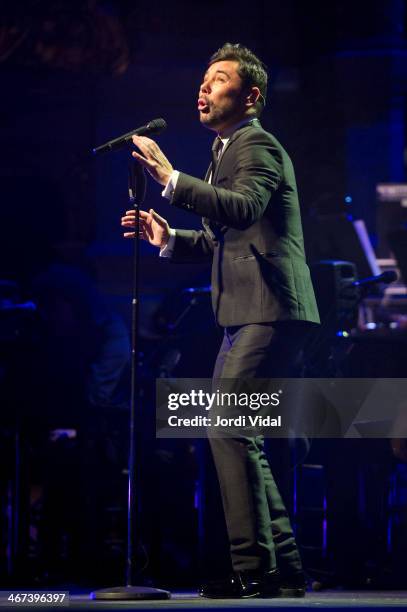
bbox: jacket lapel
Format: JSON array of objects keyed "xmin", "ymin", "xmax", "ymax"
[
  {"xmin": 201, "ymin": 119, "xmax": 261, "ymax": 237},
  {"xmin": 204, "ymin": 162, "xmax": 212, "ymax": 183},
  {"xmin": 202, "ymin": 161, "xmax": 216, "ymax": 237}
]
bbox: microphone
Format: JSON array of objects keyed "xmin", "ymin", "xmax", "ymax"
[
  {"xmin": 92, "ymin": 118, "xmax": 167, "ymax": 155},
  {"xmin": 353, "ymin": 270, "xmax": 398, "ymax": 288}
]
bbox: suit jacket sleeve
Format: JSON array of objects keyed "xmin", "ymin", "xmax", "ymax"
[
  {"xmin": 170, "ymin": 130, "xmax": 283, "ymax": 230},
  {"xmin": 170, "ymin": 228, "xmax": 214, "ymax": 263}
]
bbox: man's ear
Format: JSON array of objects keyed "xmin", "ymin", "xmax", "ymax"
[{"xmin": 246, "ymin": 86, "xmax": 261, "ymax": 108}]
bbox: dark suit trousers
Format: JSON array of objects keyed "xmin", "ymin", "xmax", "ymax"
[{"xmin": 209, "ymin": 322, "xmax": 309, "ymax": 574}]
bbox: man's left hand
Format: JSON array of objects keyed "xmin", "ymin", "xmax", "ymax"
[{"xmin": 131, "ymin": 135, "xmax": 173, "ymax": 186}]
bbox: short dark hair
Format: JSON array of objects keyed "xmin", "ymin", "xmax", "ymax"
[{"xmin": 209, "ymin": 43, "xmax": 267, "ymax": 115}]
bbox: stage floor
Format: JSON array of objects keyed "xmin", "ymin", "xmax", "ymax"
[
  {"xmin": 1, "ymin": 590, "xmax": 407, "ymax": 610},
  {"xmin": 70, "ymin": 590, "xmax": 407, "ymax": 610}
]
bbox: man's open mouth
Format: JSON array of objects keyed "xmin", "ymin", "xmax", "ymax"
[{"xmin": 198, "ymin": 98, "xmax": 210, "ymax": 112}]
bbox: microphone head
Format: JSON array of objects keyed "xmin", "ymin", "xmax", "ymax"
[
  {"xmin": 146, "ymin": 118, "xmax": 167, "ymax": 135},
  {"xmin": 92, "ymin": 118, "xmax": 168, "ymax": 155}
]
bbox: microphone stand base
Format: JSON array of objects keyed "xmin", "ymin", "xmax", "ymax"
[{"xmin": 90, "ymin": 585, "xmax": 171, "ymax": 600}]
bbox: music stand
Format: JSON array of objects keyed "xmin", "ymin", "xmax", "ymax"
[{"xmin": 388, "ymin": 229, "xmax": 407, "ymax": 287}]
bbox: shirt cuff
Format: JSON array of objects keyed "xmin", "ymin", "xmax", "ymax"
[
  {"xmin": 159, "ymin": 228, "xmax": 176, "ymax": 258},
  {"xmin": 162, "ymin": 170, "xmax": 180, "ymax": 200}
]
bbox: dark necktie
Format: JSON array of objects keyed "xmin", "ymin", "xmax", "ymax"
[{"xmin": 210, "ymin": 136, "xmax": 223, "ymax": 181}]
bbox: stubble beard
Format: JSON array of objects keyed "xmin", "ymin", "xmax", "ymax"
[{"xmin": 199, "ymin": 104, "xmax": 237, "ymax": 131}]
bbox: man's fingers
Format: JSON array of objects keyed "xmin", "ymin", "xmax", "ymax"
[
  {"xmin": 121, "ymin": 210, "xmax": 150, "ymax": 226},
  {"xmin": 121, "ymin": 215, "xmax": 134, "ymax": 224},
  {"xmin": 123, "ymin": 231, "xmax": 147, "ymax": 240},
  {"xmin": 132, "ymin": 137, "xmax": 155, "ymax": 160},
  {"xmin": 138, "ymin": 210, "xmax": 150, "ymax": 219},
  {"xmin": 133, "ymin": 136, "xmax": 163, "ymax": 165},
  {"xmin": 121, "ymin": 217, "xmax": 148, "ymax": 227},
  {"xmin": 123, "ymin": 210, "xmax": 135, "ymax": 217},
  {"xmin": 123, "ymin": 209, "xmax": 150, "ymax": 219},
  {"xmin": 133, "ymin": 135, "xmax": 156, "ymax": 150},
  {"xmin": 132, "ymin": 150, "xmax": 155, "ymax": 169},
  {"xmin": 149, "ymin": 208, "xmax": 167, "ymax": 226},
  {"xmin": 134, "ymin": 135, "xmax": 155, "ymax": 145},
  {"xmin": 131, "ymin": 150, "xmax": 148, "ymax": 164},
  {"xmin": 121, "ymin": 214, "xmax": 145, "ymax": 222}
]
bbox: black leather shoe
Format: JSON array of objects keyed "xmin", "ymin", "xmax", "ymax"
[
  {"xmin": 199, "ymin": 569, "xmax": 281, "ymax": 599},
  {"xmin": 279, "ymin": 572, "xmax": 307, "ymax": 597},
  {"xmin": 260, "ymin": 568, "xmax": 285, "ymax": 597}
]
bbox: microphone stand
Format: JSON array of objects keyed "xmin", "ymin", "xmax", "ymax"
[{"xmin": 91, "ymin": 159, "xmax": 170, "ymax": 601}]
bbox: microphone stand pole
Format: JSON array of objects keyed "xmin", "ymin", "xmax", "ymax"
[{"xmin": 91, "ymin": 159, "xmax": 170, "ymax": 601}]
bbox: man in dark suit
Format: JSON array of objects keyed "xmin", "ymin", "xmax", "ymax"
[{"xmin": 121, "ymin": 43, "xmax": 319, "ymax": 598}]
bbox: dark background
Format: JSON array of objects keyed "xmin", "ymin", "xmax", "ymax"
[{"xmin": 0, "ymin": 0, "xmax": 407, "ymax": 592}]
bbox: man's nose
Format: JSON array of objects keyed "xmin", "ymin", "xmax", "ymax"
[{"xmin": 200, "ymin": 79, "xmax": 211, "ymax": 94}]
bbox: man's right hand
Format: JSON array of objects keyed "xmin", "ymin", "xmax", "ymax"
[{"xmin": 121, "ymin": 208, "xmax": 170, "ymax": 249}]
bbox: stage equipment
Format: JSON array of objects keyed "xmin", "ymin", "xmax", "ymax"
[
  {"xmin": 388, "ymin": 229, "xmax": 407, "ymax": 287},
  {"xmin": 304, "ymin": 214, "xmax": 379, "ymax": 278},
  {"xmin": 145, "ymin": 284, "xmax": 220, "ymax": 378},
  {"xmin": 306, "ymin": 260, "xmax": 397, "ymax": 376},
  {"xmin": 310, "ymin": 260, "xmax": 359, "ymax": 331},
  {"xmin": 311, "ymin": 261, "xmax": 397, "ymax": 330},
  {"xmin": 92, "ymin": 118, "xmax": 167, "ymax": 155},
  {"xmin": 353, "ymin": 270, "xmax": 397, "ymax": 290},
  {"xmin": 90, "ymin": 132, "xmax": 170, "ymax": 601},
  {"xmin": 376, "ymin": 184, "xmax": 407, "ymax": 257}
]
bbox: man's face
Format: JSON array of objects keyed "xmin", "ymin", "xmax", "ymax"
[{"xmin": 198, "ymin": 60, "xmax": 250, "ymax": 133}]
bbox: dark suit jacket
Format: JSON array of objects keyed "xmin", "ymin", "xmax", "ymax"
[{"xmin": 168, "ymin": 118, "xmax": 320, "ymax": 327}]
